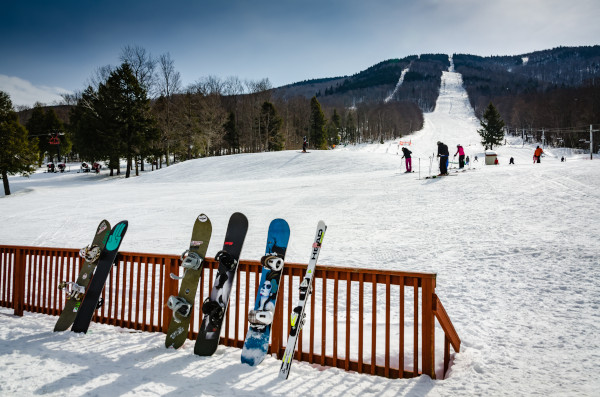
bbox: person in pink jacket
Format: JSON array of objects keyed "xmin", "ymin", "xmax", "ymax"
[{"xmin": 454, "ymin": 144, "xmax": 466, "ymax": 169}]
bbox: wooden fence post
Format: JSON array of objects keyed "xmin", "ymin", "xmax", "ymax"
[
  {"xmin": 421, "ymin": 277, "xmax": 435, "ymax": 378},
  {"xmin": 13, "ymin": 248, "xmax": 26, "ymax": 316},
  {"xmin": 161, "ymin": 257, "xmax": 179, "ymax": 332}
]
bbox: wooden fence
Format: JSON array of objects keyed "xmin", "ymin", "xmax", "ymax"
[{"xmin": 0, "ymin": 245, "xmax": 460, "ymax": 379}]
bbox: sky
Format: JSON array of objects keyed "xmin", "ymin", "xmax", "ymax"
[{"xmin": 1, "ymin": 0, "xmax": 599, "ymax": 107}]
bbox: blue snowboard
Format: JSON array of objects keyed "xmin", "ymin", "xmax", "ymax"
[{"xmin": 241, "ymin": 219, "xmax": 290, "ymax": 366}]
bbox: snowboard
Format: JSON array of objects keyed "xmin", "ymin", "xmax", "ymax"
[
  {"xmin": 241, "ymin": 219, "xmax": 290, "ymax": 366},
  {"xmin": 71, "ymin": 220, "xmax": 128, "ymax": 333},
  {"xmin": 279, "ymin": 221, "xmax": 326, "ymax": 379},
  {"xmin": 165, "ymin": 214, "xmax": 212, "ymax": 349},
  {"xmin": 54, "ymin": 219, "xmax": 111, "ymax": 332},
  {"xmin": 194, "ymin": 212, "xmax": 248, "ymax": 356}
]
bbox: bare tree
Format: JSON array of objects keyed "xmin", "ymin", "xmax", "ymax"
[
  {"xmin": 154, "ymin": 53, "xmax": 182, "ymax": 166},
  {"xmin": 120, "ymin": 45, "xmax": 157, "ymax": 96}
]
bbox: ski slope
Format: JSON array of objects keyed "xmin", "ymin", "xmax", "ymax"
[{"xmin": 1, "ymin": 62, "xmax": 600, "ymax": 396}]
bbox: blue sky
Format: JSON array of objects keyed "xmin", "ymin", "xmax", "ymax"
[{"xmin": 1, "ymin": 0, "xmax": 599, "ymax": 106}]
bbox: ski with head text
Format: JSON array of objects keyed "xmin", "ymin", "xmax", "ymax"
[
  {"xmin": 279, "ymin": 220, "xmax": 326, "ymax": 380},
  {"xmin": 165, "ymin": 214, "xmax": 212, "ymax": 349},
  {"xmin": 241, "ymin": 218, "xmax": 290, "ymax": 366},
  {"xmin": 194, "ymin": 212, "xmax": 248, "ymax": 356},
  {"xmin": 54, "ymin": 219, "xmax": 111, "ymax": 332},
  {"xmin": 71, "ymin": 220, "xmax": 128, "ymax": 334}
]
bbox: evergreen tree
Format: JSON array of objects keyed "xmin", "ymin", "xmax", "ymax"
[
  {"xmin": 223, "ymin": 111, "xmax": 239, "ymax": 154},
  {"xmin": 97, "ymin": 63, "xmax": 158, "ymax": 177},
  {"xmin": 478, "ymin": 102, "xmax": 505, "ymax": 150},
  {"xmin": 0, "ymin": 91, "xmax": 38, "ymax": 195},
  {"xmin": 258, "ymin": 101, "xmax": 284, "ymax": 151},
  {"xmin": 309, "ymin": 96, "xmax": 327, "ymax": 149}
]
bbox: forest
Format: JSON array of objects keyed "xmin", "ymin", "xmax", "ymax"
[{"xmin": 12, "ymin": 45, "xmax": 600, "ymax": 177}]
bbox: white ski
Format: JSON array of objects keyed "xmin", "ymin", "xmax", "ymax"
[{"xmin": 279, "ymin": 220, "xmax": 326, "ymax": 380}]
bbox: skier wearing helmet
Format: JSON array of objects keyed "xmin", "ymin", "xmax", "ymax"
[{"xmin": 454, "ymin": 144, "xmax": 465, "ymax": 169}]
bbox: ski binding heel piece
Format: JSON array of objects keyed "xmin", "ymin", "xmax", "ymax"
[
  {"xmin": 248, "ymin": 310, "xmax": 273, "ymax": 326},
  {"xmin": 261, "ymin": 254, "xmax": 284, "ymax": 272},
  {"xmin": 58, "ymin": 281, "xmax": 86, "ymax": 300},
  {"xmin": 167, "ymin": 296, "xmax": 192, "ymax": 320},
  {"xmin": 79, "ymin": 245, "xmax": 101, "ymax": 262}
]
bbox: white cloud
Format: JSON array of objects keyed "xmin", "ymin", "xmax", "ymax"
[{"xmin": 0, "ymin": 75, "xmax": 72, "ymax": 108}]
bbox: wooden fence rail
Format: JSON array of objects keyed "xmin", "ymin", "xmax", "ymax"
[{"xmin": 0, "ymin": 245, "xmax": 461, "ymax": 379}]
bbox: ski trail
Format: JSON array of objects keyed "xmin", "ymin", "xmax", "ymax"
[{"xmin": 384, "ymin": 66, "xmax": 410, "ymax": 103}]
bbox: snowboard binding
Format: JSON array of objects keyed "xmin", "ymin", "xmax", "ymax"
[
  {"xmin": 170, "ymin": 250, "xmax": 204, "ymax": 280},
  {"xmin": 214, "ymin": 250, "xmax": 237, "ymax": 288},
  {"xmin": 248, "ymin": 310, "xmax": 273, "ymax": 328},
  {"xmin": 79, "ymin": 245, "xmax": 101, "ymax": 263},
  {"xmin": 260, "ymin": 254, "xmax": 284, "ymax": 272},
  {"xmin": 202, "ymin": 298, "xmax": 224, "ymax": 328},
  {"xmin": 167, "ymin": 296, "xmax": 192, "ymax": 322},
  {"xmin": 58, "ymin": 281, "xmax": 86, "ymax": 300}
]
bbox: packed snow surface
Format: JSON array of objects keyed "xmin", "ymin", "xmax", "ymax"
[{"xmin": 1, "ymin": 66, "xmax": 599, "ymax": 396}]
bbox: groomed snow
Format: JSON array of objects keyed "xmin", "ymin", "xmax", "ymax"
[{"xmin": 1, "ymin": 65, "xmax": 599, "ymax": 396}]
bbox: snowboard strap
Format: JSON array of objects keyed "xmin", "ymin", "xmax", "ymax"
[
  {"xmin": 248, "ymin": 310, "xmax": 273, "ymax": 326},
  {"xmin": 260, "ymin": 254, "xmax": 284, "ymax": 272},
  {"xmin": 58, "ymin": 281, "xmax": 86, "ymax": 300},
  {"xmin": 79, "ymin": 245, "xmax": 101, "ymax": 262},
  {"xmin": 202, "ymin": 298, "xmax": 224, "ymax": 327},
  {"xmin": 215, "ymin": 250, "xmax": 237, "ymax": 289},
  {"xmin": 167, "ymin": 296, "xmax": 192, "ymax": 322}
]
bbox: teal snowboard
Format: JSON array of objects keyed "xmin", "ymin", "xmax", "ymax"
[{"xmin": 54, "ymin": 219, "xmax": 111, "ymax": 332}]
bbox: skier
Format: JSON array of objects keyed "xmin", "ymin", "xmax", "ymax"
[
  {"xmin": 561, "ymin": 156, "xmax": 565, "ymax": 162},
  {"xmin": 437, "ymin": 141, "xmax": 449, "ymax": 175},
  {"xmin": 494, "ymin": 157, "xmax": 499, "ymax": 165},
  {"xmin": 534, "ymin": 146, "xmax": 544, "ymax": 163},
  {"xmin": 401, "ymin": 146, "xmax": 412, "ymax": 173},
  {"xmin": 454, "ymin": 144, "xmax": 465, "ymax": 169},
  {"xmin": 302, "ymin": 136, "xmax": 308, "ymax": 153},
  {"xmin": 465, "ymin": 156, "xmax": 470, "ymax": 166},
  {"xmin": 509, "ymin": 157, "xmax": 515, "ymax": 165}
]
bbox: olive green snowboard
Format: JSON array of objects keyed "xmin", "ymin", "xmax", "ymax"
[
  {"xmin": 54, "ymin": 219, "xmax": 111, "ymax": 332},
  {"xmin": 165, "ymin": 214, "xmax": 212, "ymax": 349}
]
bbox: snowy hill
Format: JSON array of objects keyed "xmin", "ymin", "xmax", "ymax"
[{"xmin": 1, "ymin": 61, "xmax": 600, "ymax": 396}]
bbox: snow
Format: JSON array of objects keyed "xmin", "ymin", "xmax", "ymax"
[{"xmin": 2, "ymin": 64, "xmax": 600, "ymax": 396}]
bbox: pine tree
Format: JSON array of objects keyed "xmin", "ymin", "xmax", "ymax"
[
  {"xmin": 309, "ymin": 96, "xmax": 327, "ymax": 149},
  {"xmin": 327, "ymin": 109, "xmax": 341, "ymax": 147},
  {"xmin": 478, "ymin": 102, "xmax": 505, "ymax": 150},
  {"xmin": 223, "ymin": 111, "xmax": 239, "ymax": 154},
  {"xmin": 259, "ymin": 101, "xmax": 284, "ymax": 151},
  {"xmin": 0, "ymin": 91, "xmax": 38, "ymax": 195}
]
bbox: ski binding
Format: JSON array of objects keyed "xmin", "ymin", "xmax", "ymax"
[{"xmin": 79, "ymin": 245, "xmax": 101, "ymax": 262}]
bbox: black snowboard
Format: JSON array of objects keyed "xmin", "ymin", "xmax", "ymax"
[
  {"xmin": 194, "ymin": 212, "xmax": 248, "ymax": 356},
  {"xmin": 71, "ymin": 220, "xmax": 128, "ymax": 333}
]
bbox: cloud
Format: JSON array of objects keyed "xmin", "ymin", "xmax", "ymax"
[{"xmin": 0, "ymin": 75, "xmax": 72, "ymax": 108}]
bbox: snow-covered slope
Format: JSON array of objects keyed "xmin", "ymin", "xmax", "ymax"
[{"xmin": 1, "ymin": 61, "xmax": 599, "ymax": 396}]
